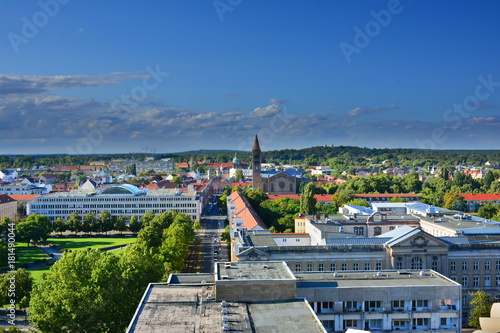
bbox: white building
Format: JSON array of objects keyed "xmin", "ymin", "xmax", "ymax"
[{"xmin": 28, "ymin": 184, "xmax": 201, "ymax": 221}]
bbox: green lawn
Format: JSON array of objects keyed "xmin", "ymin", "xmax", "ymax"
[
  {"xmin": 30, "ymin": 265, "xmax": 52, "ymax": 284},
  {"xmin": 47, "ymin": 237, "xmax": 136, "ymax": 251},
  {"xmin": 16, "ymin": 243, "xmax": 50, "ymax": 266}
]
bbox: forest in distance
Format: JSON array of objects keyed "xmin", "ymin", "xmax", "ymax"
[{"xmin": 2, "ymin": 145, "xmax": 500, "ymax": 170}]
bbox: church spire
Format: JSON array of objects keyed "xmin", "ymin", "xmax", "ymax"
[
  {"xmin": 252, "ymin": 134, "xmax": 262, "ymax": 191},
  {"xmin": 252, "ymin": 134, "xmax": 261, "ymax": 152}
]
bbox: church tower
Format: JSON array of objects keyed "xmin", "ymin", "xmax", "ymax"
[{"xmin": 252, "ymin": 135, "xmax": 262, "ymax": 191}]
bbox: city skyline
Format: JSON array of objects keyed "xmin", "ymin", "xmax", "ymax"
[{"xmin": 1, "ymin": 0, "xmax": 500, "ymax": 154}]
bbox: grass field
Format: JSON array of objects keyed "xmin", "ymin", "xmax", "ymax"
[
  {"xmin": 30, "ymin": 265, "xmax": 52, "ymax": 284},
  {"xmin": 16, "ymin": 243, "xmax": 50, "ymax": 266},
  {"xmin": 47, "ymin": 237, "xmax": 137, "ymax": 251}
]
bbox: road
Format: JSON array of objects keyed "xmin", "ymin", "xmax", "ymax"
[{"xmin": 199, "ymin": 196, "xmax": 227, "ymax": 273}]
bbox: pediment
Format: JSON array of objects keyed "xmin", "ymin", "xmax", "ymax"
[
  {"xmin": 385, "ymin": 229, "xmax": 449, "ymax": 248},
  {"xmin": 237, "ymin": 246, "xmax": 269, "ymax": 258}
]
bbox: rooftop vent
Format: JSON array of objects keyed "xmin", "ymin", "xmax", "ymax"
[
  {"xmin": 221, "ymin": 275, "xmax": 229, "ymax": 280},
  {"xmin": 263, "ymin": 264, "xmax": 268, "ymax": 269},
  {"xmin": 224, "ymin": 263, "xmax": 231, "ymax": 269}
]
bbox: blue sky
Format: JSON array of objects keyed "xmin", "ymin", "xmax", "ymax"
[{"xmin": 1, "ymin": 0, "xmax": 500, "ymax": 154}]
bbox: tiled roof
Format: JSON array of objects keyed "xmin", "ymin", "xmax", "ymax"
[
  {"xmin": 0, "ymin": 194, "xmax": 16, "ymax": 204},
  {"xmin": 8, "ymin": 194, "xmax": 40, "ymax": 201},
  {"xmin": 355, "ymin": 193, "xmax": 422, "ymax": 198},
  {"xmin": 228, "ymin": 191, "xmax": 267, "ymax": 231},
  {"xmin": 458, "ymin": 193, "xmax": 500, "ymax": 201}
]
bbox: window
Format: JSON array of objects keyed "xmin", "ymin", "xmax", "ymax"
[
  {"xmin": 354, "ymin": 227, "xmax": 364, "ymax": 236},
  {"xmin": 307, "ymin": 263, "xmax": 313, "ymax": 272},
  {"xmin": 451, "ymin": 261, "xmax": 456, "ymax": 271},
  {"xmin": 462, "ymin": 276, "xmax": 468, "ymax": 287},
  {"xmin": 344, "ymin": 301, "xmax": 359, "ymax": 311},
  {"xmin": 473, "ymin": 276, "xmax": 479, "ymax": 287},
  {"xmin": 396, "ymin": 261, "xmax": 403, "ymax": 269},
  {"xmin": 376, "ymin": 262, "xmax": 382, "ymax": 270},
  {"xmin": 295, "ymin": 263, "xmax": 301, "ymax": 272},
  {"xmin": 393, "ymin": 300, "xmax": 405, "ymax": 310},
  {"xmin": 364, "ymin": 262, "xmax": 370, "ymax": 270},
  {"xmin": 432, "ymin": 260, "xmax": 438, "ymax": 271},
  {"xmin": 393, "ymin": 320, "xmax": 409, "ymax": 329},
  {"xmin": 462, "ymin": 294, "xmax": 468, "ymax": 306},
  {"xmin": 330, "ymin": 263, "xmax": 336, "ymax": 271},
  {"xmin": 318, "ymin": 263, "xmax": 324, "ymax": 272},
  {"xmin": 322, "ymin": 320, "xmax": 334, "ymax": 330},
  {"xmin": 474, "ymin": 260, "xmax": 479, "ymax": 270},
  {"xmin": 373, "ymin": 226, "xmax": 382, "ymax": 236},
  {"xmin": 344, "ymin": 320, "xmax": 358, "ymax": 329},
  {"xmin": 412, "ymin": 318, "xmax": 429, "ymax": 328},
  {"xmin": 353, "ymin": 262, "xmax": 359, "ymax": 271},
  {"xmin": 389, "ymin": 226, "xmax": 396, "ymax": 231},
  {"xmin": 342, "ymin": 262, "xmax": 348, "ymax": 271},
  {"xmin": 497, "ymin": 260, "xmax": 500, "ymax": 270},
  {"xmin": 369, "ymin": 319, "xmax": 383, "ymax": 329},
  {"xmin": 496, "ymin": 276, "xmax": 500, "ymax": 287},
  {"xmin": 411, "ymin": 256, "xmax": 423, "ymax": 270},
  {"xmin": 485, "ymin": 260, "xmax": 491, "ymax": 270},
  {"xmin": 463, "ymin": 260, "xmax": 468, "ymax": 271},
  {"xmin": 365, "ymin": 301, "xmax": 382, "ymax": 311},
  {"xmin": 412, "ymin": 300, "xmax": 429, "ymax": 310},
  {"xmin": 485, "ymin": 276, "xmax": 491, "ymax": 287}
]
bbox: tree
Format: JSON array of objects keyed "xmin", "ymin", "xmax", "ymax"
[
  {"xmin": 170, "ymin": 176, "xmax": 183, "ymax": 186},
  {"xmin": 100, "ymin": 211, "xmax": 113, "ymax": 234},
  {"xmin": 126, "ymin": 163, "xmax": 137, "ymax": 176},
  {"xmin": 331, "ymin": 193, "xmax": 353, "ymax": 212},
  {"xmin": 0, "ymin": 269, "xmax": 33, "ymax": 306},
  {"xmin": 300, "ymin": 182, "xmax": 317, "ymax": 215},
  {"xmin": 17, "ymin": 214, "xmax": 52, "ymax": 246},
  {"xmin": 468, "ymin": 290, "xmax": 493, "ymax": 328},
  {"xmin": 233, "ymin": 169, "xmax": 244, "ymax": 181},
  {"xmin": 128, "ymin": 215, "xmax": 142, "ymax": 233},
  {"xmin": 66, "ymin": 211, "xmax": 82, "ymax": 234},
  {"xmin": 443, "ymin": 193, "xmax": 467, "ymax": 211},
  {"xmin": 52, "ymin": 217, "xmax": 66, "ymax": 235},
  {"xmin": 346, "ymin": 198, "xmax": 370, "ymax": 207},
  {"xmin": 140, "ymin": 211, "xmax": 156, "ymax": 227},
  {"xmin": 29, "ymin": 250, "xmax": 130, "ymax": 333},
  {"xmin": 477, "ymin": 202, "xmax": 500, "ymax": 219},
  {"xmin": 114, "ymin": 215, "xmax": 128, "ymax": 234}
]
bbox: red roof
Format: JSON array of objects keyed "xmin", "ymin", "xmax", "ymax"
[
  {"xmin": 228, "ymin": 191, "xmax": 267, "ymax": 231},
  {"xmin": 355, "ymin": 193, "xmax": 422, "ymax": 198},
  {"xmin": 8, "ymin": 194, "xmax": 40, "ymax": 201},
  {"xmin": 458, "ymin": 193, "xmax": 500, "ymax": 201},
  {"xmin": 267, "ymin": 194, "xmax": 332, "ymax": 202},
  {"xmin": 52, "ymin": 166, "xmax": 79, "ymax": 171}
]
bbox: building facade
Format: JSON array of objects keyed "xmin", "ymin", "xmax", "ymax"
[{"xmin": 28, "ymin": 184, "xmax": 201, "ymax": 221}]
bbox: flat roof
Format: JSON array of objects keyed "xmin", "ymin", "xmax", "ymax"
[
  {"xmin": 127, "ymin": 283, "xmax": 325, "ymax": 333},
  {"xmin": 295, "ymin": 270, "xmax": 459, "ymax": 289},
  {"xmin": 249, "ymin": 300, "xmax": 325, "ymax": 333},
  {"xmin": 216, "ymin": 261, "xmax": 295, "ymax": 281}
]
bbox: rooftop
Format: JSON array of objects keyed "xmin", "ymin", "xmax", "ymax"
[
  {"xmin": 216, "ymin": 261, "xmax": 295, "ymax": 281},
  {"xmin": 295, "ymin": 269, "xmax": 459, "ymax": 289}
]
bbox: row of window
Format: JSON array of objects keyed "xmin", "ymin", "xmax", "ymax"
[
  {"xmin": 322, "ymin": 318, "xmax": 454, "ymax": 331},
  {"xmin": 453, "ymin": 275, "xmax": 500, "ymax": 287},
  {"xmin": 295, "ymin": 262, "xmax": 383, "ymax": 272},
  {"xmin": 450, "ymin": 259, "xmax": 500, "ymax": 271},
  {"xmin": 38, "ymin": 196, "xmax": 195, "ymax": 202},
  {"xmin": 32, "ymin": 203, "xmax": 197, "ymax": 209}
]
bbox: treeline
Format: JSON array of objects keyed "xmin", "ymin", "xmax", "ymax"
[
  {"xmin": 0, "ymin": 211, "xmax": 195, "ymax": 333},
  {"xmin": 2, "ymin": 146, "xmax": 500, "ymax": 170}
]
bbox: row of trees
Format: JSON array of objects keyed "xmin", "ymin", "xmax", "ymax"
[{"xmin": 28, "ymin": 210, "xmax": 196, "ymax": 333}]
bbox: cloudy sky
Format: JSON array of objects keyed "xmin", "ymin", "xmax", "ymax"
[{"xmin": 1, "ymin": 0, "xmax": 500, "ymax": 154}]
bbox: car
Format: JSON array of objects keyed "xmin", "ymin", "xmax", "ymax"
[{"xmin": 214, "ymin": 257, "xmax": 218, "ymax": 261}]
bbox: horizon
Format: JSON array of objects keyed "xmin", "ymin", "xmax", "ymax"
[{"xmin": 1, "ymin": 1, "xmax": 500, "ymax": 154}]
